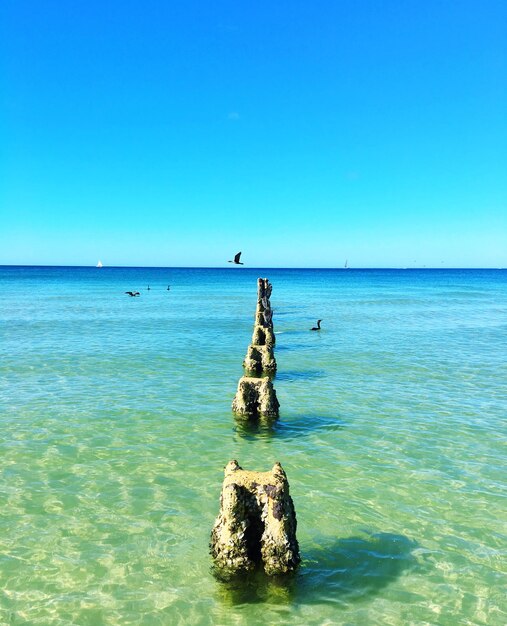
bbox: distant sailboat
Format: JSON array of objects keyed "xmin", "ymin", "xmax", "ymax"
[
  {"xmin": 96, "ymin": 260, "xmax": 103, "ymax": 268},
  {"xmin": 344, "ymin": 259, "xmax": 348, "ymax": 269}
]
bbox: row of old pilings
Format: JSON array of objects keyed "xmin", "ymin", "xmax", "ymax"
[
  {"xmin": 210, "ymin": 279, "xmax": 300, "ymax": 578},
  {"xmin": 231, "ymin": 278, "xmax": 280, "ymax": 419}
]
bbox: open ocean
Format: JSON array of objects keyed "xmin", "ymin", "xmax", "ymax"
[{"xmin": 0, "ymin": 266, "xmax": 505, "ymax": 626}]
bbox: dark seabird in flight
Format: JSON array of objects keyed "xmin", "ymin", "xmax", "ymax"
[
  {"xmin": 310, "ymin": 319, "xmax": 322, "ymax": 331},
  {"xmin": 228, "ymin": 252, "xmax": 244, "ymax": 265},
  {"xmin": 125, "ymin": 291, "xmax": 140, "ymax": 297}
]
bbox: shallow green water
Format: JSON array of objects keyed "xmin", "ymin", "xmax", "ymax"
[{"xmin": 1, "ymin": 267, "xmax": 506, "ymax": 625}]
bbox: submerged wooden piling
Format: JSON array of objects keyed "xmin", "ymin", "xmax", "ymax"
[
  {"xmin": 210, "ymin": 460, "xmax": 300, "ymax": 576},
  {"xmin": 232, "ymin": 376, "xmax": 280, "ymax": 418}
]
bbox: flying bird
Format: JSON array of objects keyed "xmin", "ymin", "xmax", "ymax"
[
  {"xmin": 125, "ymin": 291, "xmax": 140, "ymax": 297},
  {"xmin": 310, "ymin": 319, "xmax": 322, "ymax": 331},
  {"xmin": 228, "ymin": 252, "xmax": 244, "ymax": 265}
]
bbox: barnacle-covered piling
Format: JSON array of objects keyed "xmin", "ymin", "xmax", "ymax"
[
  {"xmin": 232, "ymin": 376, "xmax": 279, "ymax": 419},
  {"xmin": 210, "ymin": 460, "xmax": 300, "ymax": 576},
  {"xmin": 243, "ymin": 345, "xmax": 276, "ymax": 374}
]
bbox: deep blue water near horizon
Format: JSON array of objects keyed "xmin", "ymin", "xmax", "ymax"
[{"xmin": 1, "ymin": 267, "xmax": 506, "ymax": 625}]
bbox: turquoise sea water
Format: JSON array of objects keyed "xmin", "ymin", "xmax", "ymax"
[{"xmin": 1, "ymin": 267, "xmax": 506, "ymax": 626}]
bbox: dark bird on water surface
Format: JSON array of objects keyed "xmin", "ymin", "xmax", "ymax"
[
  {"xmin": 228, "ymin": 252, "xmax": 244, "ymax": 265},
  {"xmin": 125, "ymin": 291, "xmax": 140, "ymax": 297},
  {"xmin": 310, "ymin": 319, "xmax": 322, "ymax": 331}
]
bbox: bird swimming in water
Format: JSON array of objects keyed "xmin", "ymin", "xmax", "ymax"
[
  {"xmin": 310, "ymin": 319, "xmax": 322, "ymax": 331},
  {"xmin": 125, "ymin": 291, "xmax": 140, "ymax": 297},
  {"xmin": 167, "ymin": 285, "xmax": 170, "ymax": 291},
  {"xmin": 147, "ymin": 285, "xmax": 151, "ymax": 290},
  {"xmin": 228, "ymin": 251, "xmax": 244, "ymax": 265}
]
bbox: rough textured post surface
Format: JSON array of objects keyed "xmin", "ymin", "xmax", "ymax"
[
  {"xmin": 251, "ymin": 323, "xmax": 275, "ymax": 348},
  {"xmin": 243, "ymin": 344, "xmax": 276, "ymax": 374},
  {"xmin": 254, "ymin": 278, "xmax": 274, "ymax": 330},
  {"xmin": 210, "ymin": 460, "xmax": 300, "ymax": 576},
  {"xmin": 232, "ymin": 376, "xmax": 279, "ymax": 418}
]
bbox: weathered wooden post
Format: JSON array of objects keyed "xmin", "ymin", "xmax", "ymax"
[
  {"xmin": 210, "ymin": 460, "xmax": 300, "ymax": 576},
  {"xmin": 232, "ymin": 376, "xmax": 280, "ymax": 418}
]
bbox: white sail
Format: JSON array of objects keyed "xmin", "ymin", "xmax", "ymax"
[{"xmin": 96, "ymin": 260, "xmax": 103, "ymax": 268}]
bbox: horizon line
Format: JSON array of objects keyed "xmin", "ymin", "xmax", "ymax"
[{"xmin": 0, "ymin": 264, "xmax": 505, "ymax": 270}]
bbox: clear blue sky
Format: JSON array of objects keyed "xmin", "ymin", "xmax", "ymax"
[{"xmin": 1, "ymin": 0, "xmax": 506, "ymax": 267}]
